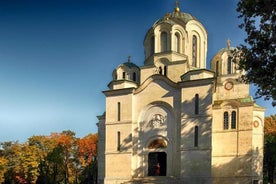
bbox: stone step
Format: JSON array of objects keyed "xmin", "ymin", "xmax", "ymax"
[{"xmin": 122, "ymin": 177, "xmax": 179, "ymax": 184}]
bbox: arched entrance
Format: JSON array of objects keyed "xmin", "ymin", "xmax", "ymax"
[{"xmin": 148, "ymin": 152, "xmax": 167, "ymax": 176}]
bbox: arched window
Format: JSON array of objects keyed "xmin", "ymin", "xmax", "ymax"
[
  {"xmin": 216, "ymin": 61, "xmax": 219, "ymax": 76},
  {"xmin": 133, "ymin": 72, "xmax": 136, "ymax": 81},
  {"xmin": 122, "ymin": 72, "xmax": 126, "ymax": 79},
  {"xmin": 117, "ymin": 131, "xmax": 121, "ymax": 151},
  {"xmin": 223, "ymin": 112, "xmax": 229, "ymax": 129},
  {"xmin": 161, "ymin": 32, "xmax": 168, "ymax": 52},
  {"xmin": 194, "ymin": 126, "xmax": 199, "ymax": 147},
  {"xmin": 150, "ymin": 36, "xmax": 155, "ymax": 55},
  {"xmin": 227, "ymin": 57, "xmax": 232, "ymax": 74},
  {"xmin": 117, "ymin": 102, "xmax": 121, "ymax": 121},
  {"xmin": 195, "ymin": 94, "xmax": 199, "ymax": 115},
  {"xmin": 164, "ymin": 66, "xmax": 167, "ymax": 76},
  {"xmin": 192, "ymin": 35, "xmax": 197, "ymax": 67},
  {"xmin": 231, "ymin": 111, "xmax": 236, "ymax": 129},
  {"xmin": 175, "ymin": 33, "xmax": 180, "ymax": 52},
  {"xmin": 159, "ymin": 67, "xmax": 163, "ymax": 75}
]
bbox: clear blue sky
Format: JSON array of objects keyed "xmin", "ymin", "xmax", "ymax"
[{"xmin": 0, "ymin": 0, "xmax": 274, "ymax": 142}]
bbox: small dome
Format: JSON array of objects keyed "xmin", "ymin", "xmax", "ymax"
[
  {"xmin": 210, "ymin": 44, "xmax": 239, "ymax": 76},
  {"xmin": 112, "ymin": 57, "xmax": 140, "ymax": 85},
  {"xmin": 119, "ymin": 62, "xmax": 139, "ymax": 69}
]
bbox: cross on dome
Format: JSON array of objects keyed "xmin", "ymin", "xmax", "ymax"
[
  {"xmin": 174, "ymin": 1, "xmax": 180, "ymax": 12},
  {"xmin": 227, "ymin": 39, "xmax": 231, "ymax": 49}
]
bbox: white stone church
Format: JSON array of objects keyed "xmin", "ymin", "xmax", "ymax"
[{"xmin": 97, "ymin": 2, "xmax": 265, "ymax": 184}]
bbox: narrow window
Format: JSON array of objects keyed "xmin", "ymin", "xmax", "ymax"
[
  {"xmin": 161, "ymin": 32, "xmax": 167, "ymax": 52},
  {"xmin": 117, "ymin": 131, "xmax": 121, "ymax": 151},
  {"xmin": 231, "ymin": 111, "xmax": 236, "ymax": 129},
  {"xmin": 216, "ymin": 61, "xmax": 219, "ymax": 76},
  {"xmin": 117, "ymin": 102, "xmax": 121, "ymax": 121},
  {"xmin": 223, "ymin": 112, "xmax": 229, "ymax": 129},
  {"xmin": 133, "ymin": 72, "xmax": 136, "ymax": 81},
  {"xmin": 192, "ymin": 35, "xmax": 197, "ymax": 67},
  {"xmin": 227, "ymin": 57, "xmax": 232, "ymax": 74},
  {"xmin": 175, "ymin": 33, "xmax": 180, "ymax": 52},
  {"xmin": 122, "ymin": 72, "xmax": 126, "ymax": 79},
  {"xmin": 195, "ymin": 94, "xmax": 199, "ymax": 115},
  {"xmin": 150, "ymin": 36, "xmax": 155, "ymax": 55},
  {"xmin": 194, "ymin": 126, "xmax": 199, "ymax": 147},
  {"xmin": 164, "ymin": 66, "xmax": 167, "ymax": 76},
  {"xmin": 159, "ymin": 67, "xmax": 162, "ymax": 75}
]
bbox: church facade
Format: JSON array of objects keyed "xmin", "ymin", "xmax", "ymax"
[{"xmin": 97, "ymin": 3, "xmax": 265, "ymax": 184}]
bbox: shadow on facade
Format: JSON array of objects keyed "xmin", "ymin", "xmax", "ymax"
[
  {"xmin": 118, "ymin": 85, "xmax": 218, "ymax": 183},
  {"xmin": 212, "ymin": 148, "xmax": 262, "ymax": 184},
  {"xmin": 179, "ymin": 87, "xmax": 213, "ymax": 183}
]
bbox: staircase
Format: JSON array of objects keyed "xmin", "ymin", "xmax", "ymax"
[{"xmin": 122, "ymin": 176, "xmax": 180, "ymax": 184}]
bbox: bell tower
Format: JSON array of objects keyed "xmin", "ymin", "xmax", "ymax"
[{"xmin": 210, "ymin": 40, "xmax": 265, "ymax": 183}]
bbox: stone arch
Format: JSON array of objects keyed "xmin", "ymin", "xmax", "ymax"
[{"xmin": 137, "ymin": 101, "xmax": 176, "ymax": 177}]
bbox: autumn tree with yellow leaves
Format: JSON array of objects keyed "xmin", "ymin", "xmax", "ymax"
[
  {"xmin": 264, "ymin": 115, "xmax": 276, "ymax": 183},
  {"xmin": 0, "ymin": 131, "xmax": 98, "ymax": 184}
]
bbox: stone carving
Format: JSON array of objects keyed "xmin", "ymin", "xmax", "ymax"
[
  {"xmin": 149, "ymin": 114, "xmax": 166, "ymax": 128},
  {"xmin": 153, "ymin": 67, "xmax": 160, "ymax": 74}
]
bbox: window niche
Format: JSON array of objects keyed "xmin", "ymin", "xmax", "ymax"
[
  {"xmin": 194, "ymin": 126, "xmax": 199, "ymax": 147},
  {"xmin": 227, "ymin": 57, "xmax": 232, "ymax": 74},
  {"xmin": 231, "ymin": 111, "xmax": 237, "ymax": 129},
  {"xmin": 192, "ymin": 35, "xmax": 197, "ymax": 67},
  {"xmin": 223, "ymin": 110, "xmax": 237, "ymax": 130},
  {"xmin": 223, "ymin": 111, "xmax": 229, "ymax": 130},
  {"xmin": 117, "ymin": 102, "xmax": 121, "ymax": 121},
  {"xmin": 175, "ymin": 32, "xmax": 180, "ymax": 53},
  {"xmin": 161, "ymin": 32, "xmax": 168, "ymax": 52},
  {"xmin": 195, "ymin": 94, "xmax": 199, "ymax": 115},
  {"xmin": 117, "ymin": 131, "xmax": 121, "ymax": 151}
]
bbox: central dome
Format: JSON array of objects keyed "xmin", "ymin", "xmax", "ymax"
[
  {"xmin": 152, "ymin": 11, "xmax": 198, "ymax": 28},
  {"xmin": 143, "ymin": 3, "xmax": 207, "ymax": 70}
]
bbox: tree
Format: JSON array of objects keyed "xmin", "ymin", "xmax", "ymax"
[
  {"xmin": 235, "ymin": 0, "xmax": 276, "ymax": 106},
  {"xmin": 0, "ymin": 156, "xmax": 8, "ymax": 183},
  {"xmin": 0, "ymin": 131, "xmax": 98, "ymax": 184},
  {"xmin": 77, "ymin": 134, "xmax": 98, "ymax": 183},
  {"xmin": 264, "ymin": 115, "xmax": 276, "ymax": 183},
  {"xmin": 51, "ymin": 130, "xmax": 77, "ymax": 184},
  {"xmin": 28, "ymin": 135, "xmax": 57, "ymax": 184}
]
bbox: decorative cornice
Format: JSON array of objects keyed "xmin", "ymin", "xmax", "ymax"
[
  {"xmin": 103, "ymin": 87, "xmax": 135, "ymax": 97},
  {"xmin": 179, "ymin": 77, "xmax": 215, "ymax": 88}
]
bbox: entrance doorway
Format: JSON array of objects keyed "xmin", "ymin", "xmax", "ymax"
[{"xmin": 148, "ymin": 152, "xmax": 166, "ymax": 176}]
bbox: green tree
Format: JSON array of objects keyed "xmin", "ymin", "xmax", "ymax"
[
  {"xmin": 235, "ymin": 0, "xmax": 276, "ymax": 105},
  {"xmin": 28, "ymin": 135, "xmax": 57, "ymax": 184}
]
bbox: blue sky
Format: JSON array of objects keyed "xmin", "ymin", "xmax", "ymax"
[{"xmin": 0, "ymin": 0, "xmax": 274, "ymax": 142}]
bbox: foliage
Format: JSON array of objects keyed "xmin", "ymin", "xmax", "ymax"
[
  {"xmin": 0, "ymin": 131, "xmax": 98, "ymax": 184},
  {"xmin": 235, "ymin": 0, "xmax": 276, "ymax": 106},
  {"xmin": 0, "ymin": 156, "xmax": 8, "ymax": 183},
  {"xmin": 264, "ymin": 115, "xmax": 276, "ymax": 183}
]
